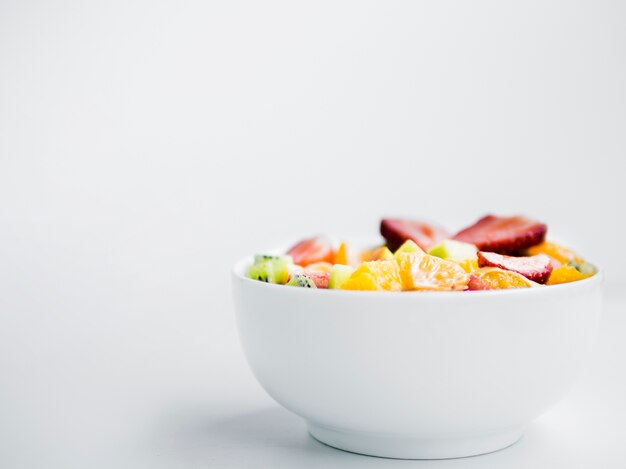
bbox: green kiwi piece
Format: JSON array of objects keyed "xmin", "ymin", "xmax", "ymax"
[
  {"xmin": 286, "ymin": 273, "xmax": 317, "ymax": 288},
  {"xmin": 566, "ymin": 261, "xmax": 597, "ymax": 275},
  {"xmin": 247, "ymin": 257, "xmax": 291, "ymax": 284},
  {"xmin": 253, "ymin": 254, "xmax": 293, "ymax": 265}
]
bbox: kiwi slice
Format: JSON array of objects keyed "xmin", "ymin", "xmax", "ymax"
[
  {"xmin": 286, "ymin": 273, "xmax": 317, "ymax": 288},
  {"xmin": 328, "ymin": 264, "xmax": 355, "ymax": 289},
  {"xmin": 566, "ymin": 261, "xmax": 596, "ymax": 275},
  {"xmin": 254, "ymin": 254, "xmax": 293, "ymax": 265},
  {"xmin": 247, "ymin": 256, "xmax": 292, "ymax": 284}
]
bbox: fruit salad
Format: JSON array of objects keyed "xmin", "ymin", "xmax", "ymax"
[{"xmin": 246, "ymin": 215, "xmax": 597, "ymax": 291}]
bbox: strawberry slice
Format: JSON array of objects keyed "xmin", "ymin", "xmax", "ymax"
[
  {"xmin": 477, "ymin": 251, "xmax": 553, "ymax": 284},
  {"xmin": 453, "ymin": 215, "xmax": 547, "ymax": 254},
  {"xmin": 380, "ymin": 218, "xmax": 448, "ymax": 251},
  {"xmin": 304, "ymin": 270, "xmax": 330, "ymax": 289},
  {"xmin": 467, "ymin": 274, "xmax": 492, "ymax": 290},
  {"xmin": 286, "ymin": 236, "xmax": 334, "ymax": 267}
]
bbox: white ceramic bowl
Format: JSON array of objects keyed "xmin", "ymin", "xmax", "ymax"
[{"xmin": 232, "ymin": 256, "xmax": 603, "ymax": 459}]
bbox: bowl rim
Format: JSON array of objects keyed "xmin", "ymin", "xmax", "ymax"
[{"xmin": 232, "ymin": 255, "xmax": 603, "ymax": 299}]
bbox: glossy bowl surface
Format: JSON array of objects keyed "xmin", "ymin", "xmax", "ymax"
[{"xmin": 232, "ymin": 256, "xmax": 602, "ymax": 459}]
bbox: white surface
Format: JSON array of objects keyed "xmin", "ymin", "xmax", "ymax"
[
  {"xmin": 1, "ymin": 289, "xmax": 625, "ymax": 468},
  {"xmin": 1, "ymin": 0, "xmax": 626, "ymax": 467},
  {"xmin": 233, "ymin": 261, "xmax": 603, "ymax": 459}
]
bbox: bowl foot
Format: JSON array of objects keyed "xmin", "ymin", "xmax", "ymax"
[{"xmin": 307, "ymin": 422, "xmax": 524, "ymax": 459}]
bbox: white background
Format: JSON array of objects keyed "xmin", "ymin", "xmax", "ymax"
[{"xmin": 1, "ymin": 1, "xmax": 625, "ymax": 468}]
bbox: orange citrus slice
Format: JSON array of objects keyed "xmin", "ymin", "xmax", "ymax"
[
  {"xmin": 341, "ymin": 260, "xmax": 403, "ymax": 291},
  {"xmin": 457, "ymin": 258, "xmax": 479, "ymax": 273},
  {"xmin": 397, "ymin": 252, "xmax": 470, "ymax": 291},
  {"xmin": 361, "ymin": 246, "xmax": 394, "ymax": 262},
  {"xmin": 334, "ymin": 242, "xmax": 362, "ymax": 267},
  {"xmin": 546, "ymin": 264, "xmax": 593, "ymax": 285},
  {"xmin": 472, "ymin": 267, "xmax": 538, "ymax": 289},
  {"xmin": 527, "ymin": 241, "xmax": 584, "ymax": 265}
]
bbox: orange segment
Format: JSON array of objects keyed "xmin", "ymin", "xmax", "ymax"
[
  {"xmin": 472, "ymin": 267, "xmax": 537, "ymax": 289},
  {"xmin": 361, "ymin": 246, "xmax": 394, "ymax": 262},
  {"xmin": 457, "ymin": 258, "xmax": 479, "ymax": 273},
  {"xmin": 527, "ymin": 241, "xmax": 584, "ymax": 265},
  {"xmin": 340, "ymin": 272, "xmax": 380, "ymax": 290},
  {"xmin": 547, "ymin": 264, "xmax": 592, "ymax": 285},
  {"xmin": 341, "ymin": 260, "xmax": 403, "ymax": 291},
  {"xmin": 397, "ymin": 252, "xmax": 470, "ymax": 291},
  {"xmin": 334, "ymin": 242, "xmax": 362, "ymax": 267}
]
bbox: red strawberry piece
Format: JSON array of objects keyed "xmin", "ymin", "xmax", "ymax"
[
  {"xmin": 477, "ymin": 251, "xmax": 553, "ymax": 284},
  {"xmin": 287, "ymin": 236, "xmax": 334, "ymax": 267},
  {"xmin": 380, "ymin": 218, "xmax": 449, "ymax": 251},
  {"xmin": 304, "ymin": 270, "xmax": 330, "ymax": 289},
  {"xmin": 467, "ymin": 274, "xmax": 492, "ymax": 290},
  {"xmin": 452, "ymin": 215, "xmax": 547, "ymax": 254}
]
